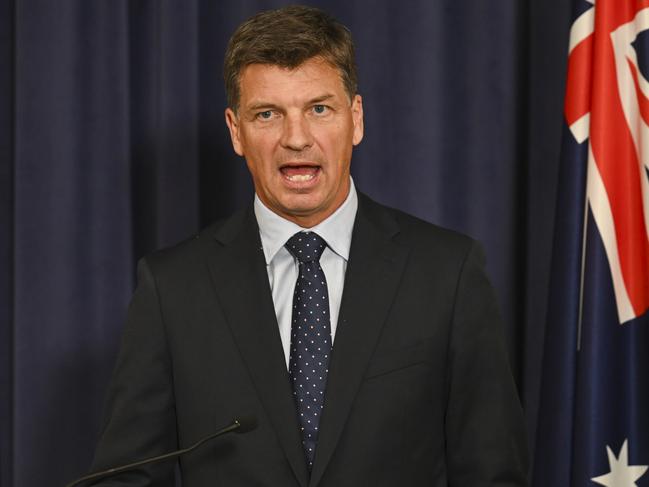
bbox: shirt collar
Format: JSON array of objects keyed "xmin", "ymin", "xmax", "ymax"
[{"xmin": 254, "ymin": 177, "xmax": 358, "ymax": 265}]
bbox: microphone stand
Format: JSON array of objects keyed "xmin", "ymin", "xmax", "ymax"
[{"xmin": 65, "ymin": 418, "xmax": 253, "ymax": 487}]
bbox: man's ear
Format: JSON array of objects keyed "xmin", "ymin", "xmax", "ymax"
[
  {"xmin": 225, "ymin": 108, "xmax": 244, "ymax": 156},
  {"xmin": 351, "ymin": 94, "xmax": 364, "ymax": 146}
]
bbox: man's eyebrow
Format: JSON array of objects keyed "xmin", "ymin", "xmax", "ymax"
[
  {"xmin": 245, "ymin": 94, "xmax": 337, "ymax": 112},
  {"xmin": 308, "ymin": 94, "xmax": 335, "ymax": 104},
  {"xmin": 246, "ymin": 101, "xmax": 281, "ymax": 111}
]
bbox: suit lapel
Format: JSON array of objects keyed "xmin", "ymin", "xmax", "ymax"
[
  {"xmin": 309, "ymin": 196, "xmax": 409, "ymax": 487},
  {"xmin": 206, "ymin": 208, "xmax": 309, "ymax": 487}
]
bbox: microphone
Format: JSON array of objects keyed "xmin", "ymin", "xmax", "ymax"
[{"xmin": 65, "ymin": 416, "xmax": 257, "ymax": 487}]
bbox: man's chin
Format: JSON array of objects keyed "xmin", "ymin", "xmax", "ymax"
[
  {"xmin": 272, "ymin": 196, "xmax": 333, "ymax": 226},
  {"xmin": 271, "ymin": 185, "xmax": 347, "ymax": 226},
  {"xmin": 276, "ymin": 191, "xmax": 322, "ymax": 211},
  {"xmin": 279, "ymin": 203, "xmax": 323, "ymax": 220}
]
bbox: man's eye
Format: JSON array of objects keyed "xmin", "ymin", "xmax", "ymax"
[
  {"xmin": 313, "ymin": 105, "xmax": 328, "ymax": 114},
  {"xmin": 257, "ymin": 110, "xmax": 273, "ymax": 120}
]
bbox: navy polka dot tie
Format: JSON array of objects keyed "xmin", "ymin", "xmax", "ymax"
[{"xmin": 285, "ymin": 231, "xmax": 332, "ymax": 469}]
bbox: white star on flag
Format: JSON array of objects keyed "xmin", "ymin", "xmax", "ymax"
[{"xmin": 591, "ymin": 440, "xmax": 648, "ymax": 487}]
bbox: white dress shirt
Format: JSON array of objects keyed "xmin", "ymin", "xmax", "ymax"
[{"xmin": 254, "ymin": 178, "xmax": 358, "ymax": 368}]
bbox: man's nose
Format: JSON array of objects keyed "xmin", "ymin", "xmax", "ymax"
[{"xmin": 280, "ymin": 112, "xmax": 313, "ymax": 151}]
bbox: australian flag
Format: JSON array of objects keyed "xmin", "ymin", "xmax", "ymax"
[{"xmin": 533, "ymin": 1, "xmax": 649, "ymax": 486}]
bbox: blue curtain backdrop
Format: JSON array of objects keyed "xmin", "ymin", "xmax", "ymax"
[{"xmin": 0, "ymin": 0, "xmax": 570, "ymax": 485}]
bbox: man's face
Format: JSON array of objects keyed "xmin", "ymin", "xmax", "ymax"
[{"xmin": 225, "ymin": 57, "xmax": 364, "ymax": 227}]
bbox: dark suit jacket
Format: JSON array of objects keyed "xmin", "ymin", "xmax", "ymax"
[{"xmin": 90, "ymin": 193, "xmax": 528, "ymax": 486}]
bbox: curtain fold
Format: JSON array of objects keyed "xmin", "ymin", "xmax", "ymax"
[
  {"xmin": 1, "ymin": 2, "xmax": 15, "ymax": 486},
  {"xmin": 13, "ymin": 2, "xmax": 134, "ymax": 484}
]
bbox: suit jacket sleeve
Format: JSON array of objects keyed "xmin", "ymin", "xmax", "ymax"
[
  {"xmin": 89, "ymin": 257, "xmax": 178, "ymax": 486},
  {"xmin": 445, "ymin": 241, "xmax": 529, "ymax": 486}
]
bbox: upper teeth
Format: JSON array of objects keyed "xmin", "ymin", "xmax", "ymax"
[{"xmin": 287, "ymin": 174, "xmax": 315, "ymax": 182}]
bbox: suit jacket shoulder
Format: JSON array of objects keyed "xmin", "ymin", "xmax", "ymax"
[
  {"xmin": 356, "ymin": 192, "xmax": 485, "ymax": 281},
  {"xmin": 140, "ymin": 205, "xmax": 257, "ymax": 283}
]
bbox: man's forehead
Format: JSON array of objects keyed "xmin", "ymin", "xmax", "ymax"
[
  {"xmin": 240, "ymin": 56, "xmax": 336, "ymax": 76},
  {"xmin": 238, "ymin": 59, "xmax": 347, "ymax": 107}
]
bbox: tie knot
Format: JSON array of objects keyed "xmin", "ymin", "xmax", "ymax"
[{"xmin": 285, "ymin": 232, "xmax": 327, "ymax": 263}]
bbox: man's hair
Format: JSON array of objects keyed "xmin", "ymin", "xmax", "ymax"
[{"xmin": 224, "ymin": 5, "xmax": 357, "ymax": 111}]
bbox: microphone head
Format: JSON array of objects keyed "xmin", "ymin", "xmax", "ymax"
[{"xmin": 233, "ymin": 415, "xmax": 258, "ymax": 433}]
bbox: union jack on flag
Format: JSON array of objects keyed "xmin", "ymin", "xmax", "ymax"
[{"xmin": 534, "ymin": 0, "xmax": 649, "ymax": 485}]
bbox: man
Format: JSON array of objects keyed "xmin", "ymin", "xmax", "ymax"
[{"xmin": 90, "ymin": 5, "xmax": 528, "ymax": 486}]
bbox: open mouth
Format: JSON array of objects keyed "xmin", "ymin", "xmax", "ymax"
[{"xmin": 280, "ymin": 164, "xmax": 321, "ymax": 182}]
